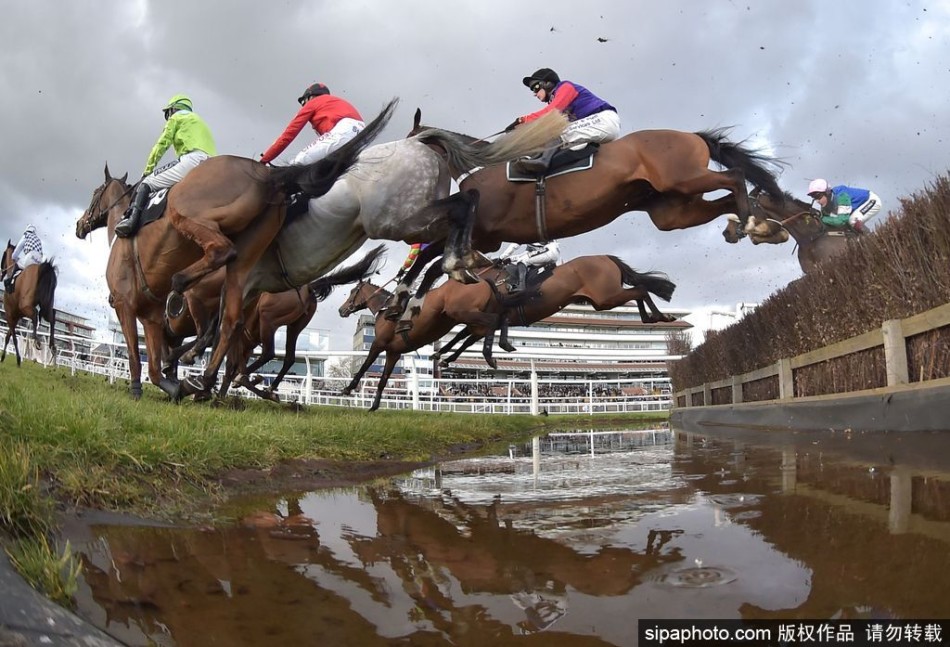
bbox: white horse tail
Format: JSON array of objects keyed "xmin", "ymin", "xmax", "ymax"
[{"xmin": 416, "ymin": 111, "xmax": 568, "ymax": 172}]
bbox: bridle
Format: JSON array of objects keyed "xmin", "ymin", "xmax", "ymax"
[
  {"xmin": 86, "ymin": 179, "xmax": 134, "ymax": 227},
  {"xmin": 343, "ymin": 280, "xmax": 392, "ymax": 315}
]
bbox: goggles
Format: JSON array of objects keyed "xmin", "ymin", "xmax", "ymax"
[{"xmin": 529, "ymin": 81, "xmax": 543, "ymax": 93}]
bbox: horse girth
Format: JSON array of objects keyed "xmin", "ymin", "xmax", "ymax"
[{"xmin": 131, "ymin": 236, "xmax": 164, "ymax": 305}]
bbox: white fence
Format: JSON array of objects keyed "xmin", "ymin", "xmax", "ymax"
[{"xmin": 2, "ymin": 328, "xmax": 672, "ymax": 415}]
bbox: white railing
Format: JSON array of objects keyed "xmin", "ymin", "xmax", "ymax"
[{"xmin": 1, "ymin": 327, "xmax": 672, "ymax": 415}]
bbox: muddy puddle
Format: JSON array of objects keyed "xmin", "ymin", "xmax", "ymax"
[{"xmin": 63, "ymin": 427, "xmax": 950, "ymax": 646}]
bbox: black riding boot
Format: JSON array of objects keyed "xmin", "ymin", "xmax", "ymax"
[
  {"xmin": 513, "ymin": 142, "xmax": 560, "ymax": 175},
  {"xmin": 115, "ymin": 183, "xmax": 152, "ymax": 238},
  {"xmin": 507, "ymin": 262, "xmax": 528, "ymax": 294}
]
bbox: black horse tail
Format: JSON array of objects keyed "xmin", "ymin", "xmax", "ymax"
[
  {"xmin": 36, "ymin": 260, "xmax": 58, "ymax": 323},
  {"xmin": 608, "ymin": 256, "xmax": 676, "ymax": 302},
  {"xmin": 695, "ymin": 128, "xmax": 785, "ymax": 202},
  {"xmin": 308, "ymin": 244, "xmax": 387, "ymax": 301},
  {"xmin": 268, "ymin": 98, "xmax": 398, "ymax": 199}
]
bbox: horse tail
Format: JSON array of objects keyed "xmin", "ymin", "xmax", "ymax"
[
  {"xmin": 35, "ymin": 260, "xmax": 58, "ymax": 321},
  {"xmin": 268, "ymin": 98, "xmax": 399, "ymax": 198},
  {"xmin": 416, "ymin": 111, "xmax": 568, "ymax": 171},
  {"xmin": 695, "ymin": 128, "xmax": 785, "ymax": 201},
  {"xmin": 308, "ymin": 244, "xmax": 386, "ymax": 301},
  {"xmin": 608, "ymin": 256, "xmax": 676, "ymax": 302}
]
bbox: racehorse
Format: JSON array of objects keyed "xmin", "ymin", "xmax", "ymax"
[
  {"xmin": 722, "ymin": 188, "xmax": 857, "ymax": 274},
  {"xmin": 1, "ymin": 241, "xmax": 58, "ymax": 366},
  {"xmin": 241, "ymin": 111, "xmax": 568, "ymax": 297},
  {"xmin": 338, "ymin": 255, "xmax": 675, "ymax": 411},
  {"xmin": 402, "ymin": 110, "xmax": 785, "ymax": 285},
  {"xmin": 76, "ymin": 101, "xmax": 393, "ymax": 399},
  {"xmin": 214, "ymin": 245, "xmax": 386, "ymax": 401}
]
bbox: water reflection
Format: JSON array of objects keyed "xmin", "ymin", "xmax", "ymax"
[{"xmin": 66, "ymin": 427, "xmax": 950, "ymax": 646}]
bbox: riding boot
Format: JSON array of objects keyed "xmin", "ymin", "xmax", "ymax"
[
  {"xmin": 115, "ymin": 183, "xmax": 152, "ymax": 238},
  {"xmin": 513, "ymin": 141, "xmax": 561, "ymax": 175},
  {"xmin": 851, "ymin": 220, "xmax": 867, "ymax": 234},
  {"xmin": 508, "ymin": 263, "xmax": 527, "ymax": 294}
]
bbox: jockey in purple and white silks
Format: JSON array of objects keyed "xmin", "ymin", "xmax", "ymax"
[{"xmin": 509, "ymin": 68, "xmax": 620, "ymax": 174}]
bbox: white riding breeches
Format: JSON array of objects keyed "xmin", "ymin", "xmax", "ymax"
[
  {"xmin": 849, "ymin": 191, "xmax": 882, "ymax": 225},
  {"xmin": 144, "ymin": 150, "xmax": 211, "ymax": 190},
  {"xmin": 561, "ymin": 110, "xmax": 621, "ymax": 149},
  {"xmin": 15, "ymin": 250, "xmax": 42, "ymax": 270},
  {"xmin": 293, "ymin": 118, "xmax": 366, "ymax": 165}
]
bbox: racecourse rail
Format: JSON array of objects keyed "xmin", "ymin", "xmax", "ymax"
[
  {"xmin": 671, "ymin": 301, "xmax": 950, "ymax": 432},
  {"xmin": 1, "ymin": 327, "xmax": 671, "ymax": 415}
]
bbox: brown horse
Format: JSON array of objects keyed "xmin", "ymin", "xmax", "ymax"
[
  {"xmin": 76, "ymin": 101, "xmax": 394, "ymax": 399},
  {"xmin": 338, "ymin": 255, "xmax": 674, "ymax": 411},
  {"xmin": 722, "ymin": 188, "xmax": 858, "ymax": 274},
  {"xmin": 405, "ymin": 110, "xmax": 784, "ymax": 282},
  {"xmin": 2, "ymin": 242, "xmax": 58, "ymax": 366},
  {"xmin": 215, "ymin": 245, "xmax": 385, "ymax": 401}
]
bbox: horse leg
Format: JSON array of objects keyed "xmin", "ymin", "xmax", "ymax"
[
  {"xmin": 370, "ymin": 351, "xmax": 400, "ymax": 412},
  {"xmin": 441, "ymin": 189, "xmax": 481, "ymax": 283},
  {"xmin": 267, "ymin": 320, "xmax": 307, "ymax": 395},
  {"xmin": 142, "ymin": 319, "xmax": 181, "ymax": 400},
  {"xmin": 497, "ymin": 313, "xmax": 516, "ymax": 352},
  {"xmin": 432, "ymin": 327, "xmax": 470, "ymax": 360},
  {"xmin": 439, "ymin": 333, "xmax": 482, "ymax": 367},
  {"xmin": 112, "ymin": 304, "xmax": 144, "ymax": 399},
  {"xmin": 342, "ymin": 346, "xmax": 382, "ymax": 395},
  {"xmin": 480, "ymin": 331, "xmax": 498, "ymax": 370},
  {"xmin": 165, "ymin": 215, "xmax": 238, "ymax": 315}
]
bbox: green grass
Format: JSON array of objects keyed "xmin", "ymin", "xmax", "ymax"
[
  {"xmin": 0, "ymin": 359, "xmax": 666, "ymax": 605},
  {"xmin": 0, "ymin": 360, "xmax": 666, "ymax": 517}
]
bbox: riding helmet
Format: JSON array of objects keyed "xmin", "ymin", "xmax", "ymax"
[
  {"xmin": 298, "ymin": 83, "xmax": 330, "ymax": 105},
  {"xmin": 162, "ymin": 94, "xmax": 193, "ymax": 120},
  {"xmin": 807, "ymin": 178, "xmax": 830, "ymax": 196},
  {"xmin": 522, "ymin": 68, "xmax": 560, "ymax": 95}
]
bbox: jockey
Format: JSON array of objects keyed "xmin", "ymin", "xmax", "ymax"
[
  {"xmin": 807, "ymin": 178, "xmax": 881, "ymax": 234},
  {"xmin": 396, "ymin": 242, "xmax": 430, "ymax": 280},
  {"xmin": 509, "ymin": 68, "xmax": 620, "ymax": 174},
  {"xmin": 259, "ymin": 83, "xmax": 365, "ymax": 166},
  {"xmin": 4, "ymin": 225, "xmax": 43, "ymax": 292},
  {"xmin": 498, "ymin": 239, "xmax": 560, "ymax": 293},
  {"xmin": 115, "ymin": 94, "xmax": 218, "ymax": 238}
]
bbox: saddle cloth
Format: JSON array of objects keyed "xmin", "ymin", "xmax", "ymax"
[
  {"xmin": 506, "ymin": 143, "xmax": 599, "ymax": 182},
  {"xmin": 140, "ymin": 188, "xmax": 171, "ymax": 229}
]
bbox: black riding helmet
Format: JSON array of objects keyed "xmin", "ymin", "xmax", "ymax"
[
  {"xmin": 522, "ymin": 68, "xmax": 560, "ymax": 100},
  {"xmin": 298, "ymin": 82, "xmax": 330, "ymax": 105}
]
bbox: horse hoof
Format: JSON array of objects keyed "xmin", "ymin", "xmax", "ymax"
[
  {"xmin": 165, "ymin": 291, "xmax": 185, "ymax": 319},
  {"xmin": 130, "ymin": 383, "xmax": 143, "ymax": 400}
]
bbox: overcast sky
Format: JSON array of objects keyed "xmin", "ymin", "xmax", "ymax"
[{"xmin": 2, "ymin": 0, "xmax": 948, "ymax": 349}]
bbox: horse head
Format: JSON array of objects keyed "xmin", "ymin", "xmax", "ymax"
[
  {"xmin": 77, "ymin": 164, "xmax": 131, "ymax": 240},
  {"xmin": 2, "ymin": 240, "xmax": 13, "ymax": 280},
  {"xmin": 339, "ymin": 281, "xmax": 373, "ymax": 317}
]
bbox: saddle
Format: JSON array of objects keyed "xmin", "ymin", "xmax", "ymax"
[
  {"xmin": 505, "ymin": 261, "xmax": 555, "ymax": 293},
  {"xmin": 506, "ymin": 143, "xmax": 599, "ymax": 182}
]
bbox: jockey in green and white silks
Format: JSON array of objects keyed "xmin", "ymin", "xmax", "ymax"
[{"xmin": 115, "ymin": 94, "xmax": 217, "ymax": 238}]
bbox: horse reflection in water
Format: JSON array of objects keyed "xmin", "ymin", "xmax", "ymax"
[
  {"xmin": 722, "ymin": 188, "xmax": 859, "ymax": 274},
  {"xmin": 76, "ymin": 489, "xmax": 684, "ymax": 644},
  {"xmin": 1, "ymin": 240, "xmax": 57, "ymax": 366}
]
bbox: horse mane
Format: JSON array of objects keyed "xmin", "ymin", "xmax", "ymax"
[
  {"xmin": 267, "ymin": 98, "xmax": 399, "ymax": 198},
  {"xmin": 606, "ymin": 256, "xmax": 676, "ymax": 302}
]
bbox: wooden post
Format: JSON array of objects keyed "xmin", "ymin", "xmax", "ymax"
[
  {"xmin": 778, "ymin": 358, "xmax": 794, "ymax": 399},
  {"xmin": 882, "ymin": 319, "xmax": 909, "ymax": 386},
  {"xmin": 702, "ymin": 383, "xmax": 711, "ymax": 406},
  {"xmin": 731, "ymin": 375, "xmax": 743, "ymax": 404}
]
